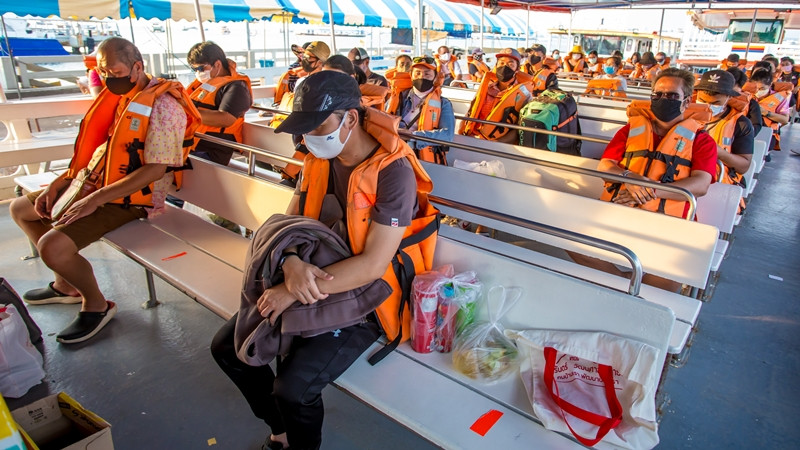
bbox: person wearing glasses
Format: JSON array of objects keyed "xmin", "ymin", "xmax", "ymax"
[
  {"xmin": 460, "ymin": 48, "xmax": 534, "ymax": 144},
  {"xmin": 12, "ymin": 37, "xmax": 200, "ymax": 343},
  {"xmin": 385, "ymin": 56, "xmax": 454, "ymax": 164},
  {"xmin": 585, "ymin": 68, "xmax": 718, "ymax": 292},
  {"xmin": 186, "ymin": 41, "xmax": 253, "ymax": 166}
]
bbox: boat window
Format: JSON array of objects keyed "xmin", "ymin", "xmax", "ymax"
[{"xmin": 726, "ymin": 19, "xmax": 783, "ymax": 44}]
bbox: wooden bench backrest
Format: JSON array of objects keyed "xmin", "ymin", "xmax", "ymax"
[
  {"xmin": 696, "ymin": 182, "xmax": 743, "ymax": 235},
  {"xmin": 448, "ymin": 134, "xmax": 605, "ymax": 198},
  {"xmin": 176, "ymin": 156, "xmax": 294, "ymax": 231},
  {"xmin": 242, "ymin": 120, "xmax": 298, "ymax": 166},
  {"xmin": 424, "ymin": 162, "xmax": 719, "ymax": 288}
]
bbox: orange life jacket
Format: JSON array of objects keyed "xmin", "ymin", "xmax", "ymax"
[
  {"xmin": 186, "ymin": 59, "xmax": 252, "ymax": 146},
  {"xmin": 460, "ymin": 71, "xmax": 534, "ymax": 140},
  {"xmin": 67, "ymin": 79, "xmax": 201, "ymax": 208},
  {"xmin": 360, "ymin": 83, "xmax": 389, "ymax": 110},
  {"xmin": 657, "ymin": 57, "xmax": 671, "ymax": 71},
  {"xmin": 631, "ymin": 64, "xmax": 659, "ymax": 81},
  {"xmin": 600, "ymin": 101, "xmax": 712, "ymax": 218},
  {"xmin": 298, "ymin": 108, "xmax": 439, "ymax": 362},
  {"xmin": 530, "ymin": 65, "xmax": 554, "ymax": 93},
  {"xmin": 585, "ymin": 78, "xmax": 627, "ymax": 98},
  {"xmin": 752, "ymin": 82, "xmax": 791, "ymax": 150},
  {"xmin": 705, "ymin": 102, "xmax": 746, "ymax": 186},
  {"xmin": 562, "ymin": 56, "xmax": 585, "ymax": 73},
  {"xmin": 387, "ymin": 87, "xmax": 446, "ymax": 165},
  {"xmin": 274, "ymin": 66, "xmax": 306, "ymax": 106},
  {"xmin": 435, "ymin": 56, "xmax": 457, "ymax": 79},
  {"xmin": 469, "ymin": 59, "xmax": 490, "ymax": 82},
  {"xmin": 384, "ymin": 70, "xmax": 413, "ymax": 116}
]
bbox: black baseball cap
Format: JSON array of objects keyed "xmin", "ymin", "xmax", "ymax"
[
  {"xmin": 274, "ymin": 71, "xmax": 362, "ymax": 135},
  {"xmin": 694, "ymin": 69, "xmax": 740, "ymax": 97}
]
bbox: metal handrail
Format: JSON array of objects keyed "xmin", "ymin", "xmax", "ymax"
[
  {"xmin": 578, "ymin": 115, "xmax": 629, "ymax": 126},
  {"xmin": 455, "ymin": 115, "xmax": 612, "ymax": 144},
  {"xmin": 398, "ymin": 129, "xmax": 697, "ymax": 220},
  {"xmin": 430, "ymin": 195, "xmax": 643, "ymax": 296},
  {"xmin": 195, "ymin": 133, "xmax": 303, "ymax": 177}
]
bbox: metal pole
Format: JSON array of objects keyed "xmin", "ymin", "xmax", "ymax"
[
  {"xmin": 327, "ymin": 0, "xmax": 337, "ymax": 53},
  {"xmin": 1, "ymin": 14, "xmax": 23, "ymax": 100},
  {"xmin": 568, "ymin": 10, "xmax": 573, "ymax": 48},
  {"xmin": 656, "ymin": 8, "xmax": 665, "ymax": 53},
  {"xmin": 744, "ymin": 9, "xmax": 758, "ymax": 61},
  {"xmin": 526, "ymin": 4, "xmax": 531, "ymax": 49},
  {"xmin": 128, "ymin": 17, "xmax": 136, "ymax": 44},
  {"xmin": 193, "ymin": 0, "xmax": 206, "ymax": 42},
  {"xmin": 416, "ymin": 0, "xmax": 423, "ymax": 56},
  {"xmin": 480, "ymin": 0, "xmax": 485, "ymax": 50}
]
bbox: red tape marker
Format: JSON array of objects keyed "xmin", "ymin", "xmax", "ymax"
[
  {"xmin": 161, "ymin": 251, "xmax": 187, "ymax": 261},
  {"xmin": 470, "ymin": 409, "xmax": 503, "ymax": 436}
]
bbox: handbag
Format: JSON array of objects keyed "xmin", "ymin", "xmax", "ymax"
[
  {"xmin": 508, "ymin": 329, "xmax": 661, "ymax": 449},
  {"xmin": 50, "ymin": 144, "xmax": 107, "ymax": 221}
]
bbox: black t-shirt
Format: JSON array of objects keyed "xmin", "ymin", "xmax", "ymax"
[
  {"xmin": 194, "ymin": 80, "xmax": 252, "ymax": 165},
  {"xmin": 747, "ymin": 98, "xmax": 763, "ymax": 136},
  {"xmin": 779, "ymin": 70, "xmax": 799, "ymax": 87},
  {"xmin": 707, "ymin": 108, "xmax": 754, "ymax": 156}
]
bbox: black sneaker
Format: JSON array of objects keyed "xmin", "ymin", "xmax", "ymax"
[
  {"xmin": 56, "ymin": 301, "xmax": 117, "ymax": 344},
  {"xmin": 23, "ymin": 282, "xmax": 82, "ymax": 305}
]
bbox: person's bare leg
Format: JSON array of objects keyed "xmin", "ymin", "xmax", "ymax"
[
  {"xmin": 9, "ymin": 196, "xmax": 80, "ymax": 296},
  {"xmin": 37, "ymin": 230, "xmax": 106, "ymax": 312}
]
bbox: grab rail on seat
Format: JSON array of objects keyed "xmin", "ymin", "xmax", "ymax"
[
  {"xmin": 195, "ymin": 132, "xmax": 304, "ymax": 176},
  {"xmin": 430, "ymin": 195, "xmax": 644, "ymax": 296}
]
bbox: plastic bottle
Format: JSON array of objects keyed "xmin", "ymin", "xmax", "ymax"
[{"xmin": 0, "ymin": 395, "xmax": 25, "ymax": 450}]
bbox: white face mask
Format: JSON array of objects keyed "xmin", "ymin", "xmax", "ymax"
[
  {"xmin": 196, "ymin": 69, "xmax": 212, "ymax": 83},
  {"xmin": 588, "ymin": 57, "xmax": 597, "ymax": 64},
  {"xmin": 303, "ymin": 114, "xmax": 352, "ymax": 159},
  {"xmin": 707, "ymin": 104, "xmax": 725, "ymax": 116},
  {"xmin": 572, "ymin": 54, "xmax": 581, "ymax": 61},
  {"xmin": 439, "ymin": 53, "xmax": 450, "ymax": 62},
  {"xmin": 756, "ymin": 87, "xmax": 770, "ymax": 98}
]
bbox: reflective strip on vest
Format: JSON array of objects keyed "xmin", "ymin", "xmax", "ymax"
[
  {"xmin": 722, "ymin": 136, "xmax": 733, "ymax": 146},
  {"xmin": 518, "ymin": 84, "xmax": 530, "ymax": 98},
  {"xmin": 427, "ymin": 99, "xmax": 441, "ymax": 108},
  {"xmin": 673, "ymin": 125, "xmax": 695, "ymax": 141},
  {"xmin": 201, "ymin": 83, "xmax": 217, "ymax": 93},
  {"xmin": 629, "ymin": 125, "xmax": 646, "ymax": 138},
  {"xmin": 127, "ymin": 102, "xmax": 152, "ymax": 118}
]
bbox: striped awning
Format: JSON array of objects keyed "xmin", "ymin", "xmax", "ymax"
[
  {"xmin": 0, "ymin": 0, "xmax": 297, "ymax": 22},
  {"xmin": 280, "ymin": 0, "xmax": 530, "ymax": 35}
]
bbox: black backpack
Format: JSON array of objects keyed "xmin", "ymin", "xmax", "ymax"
[{"xmin": 518, "ymin": 89, "xmax": 582, "ymax": 156}]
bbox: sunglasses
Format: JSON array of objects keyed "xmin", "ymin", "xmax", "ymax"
[
  {"xmin": 412, "ymin": 56, "xmax": 435, "ymax": 65},
  {"xmin": 191, "ymin": 64, "xmax": 209, "ymax": 72},
  {"xmin": 651, "ymin": 91, "xmax": 682, "ymax": 101},
  {"xmin": 302, "ymin": 55, "xmax": 319, "ymax": 63}
]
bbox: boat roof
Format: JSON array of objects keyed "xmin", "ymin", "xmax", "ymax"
[{"xmin": 547, "ymin": 28, "xmax": 682, "ymax": 41}]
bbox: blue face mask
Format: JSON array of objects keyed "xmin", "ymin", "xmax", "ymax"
[{"xmin": 604, "ymin": 66, "xmax": 616, "ymax": 75}]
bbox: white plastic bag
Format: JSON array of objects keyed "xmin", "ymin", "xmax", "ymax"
[
  {"xmin": 508, "ymin": 329, "xmax": 661, "ymax": 449},
  {"xmin": 0, "ymin": 305, "xmax": 45, "ymax": 398},
  {"xmin": 452, "ymin": 286, "xmax": 521, "ymax": 383},
  {"xmin": 453, "ymin": 159, "xmax": 507, "ymax": 178}
]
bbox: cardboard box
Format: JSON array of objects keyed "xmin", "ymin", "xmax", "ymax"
[{"xmin": 11, "ymin": 392, "xmax": 113, "ymax": 450}]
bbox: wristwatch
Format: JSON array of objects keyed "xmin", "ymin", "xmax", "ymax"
[
  {"xmin": 621, "ymin": 169, "xmax": 632, "ymax": 178},
  {"xmin": 278, "ymin": 251, "xmax": 300, "ymax": 269}
]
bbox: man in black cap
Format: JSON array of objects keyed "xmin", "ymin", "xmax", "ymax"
[
  {"xmin": 348, "ymin": 47, "xmax": 388, "ymax": 87},
  {"xmin": 695, "ymin": 69, "xmax": 754, "ymax": 187},
  {"xmin": 211, "ymin": 70, "xmax": 433, "ymax": 450},
  {"xmin": 524, "ymin": 43, "xmax": 559, "ymax": 95}
]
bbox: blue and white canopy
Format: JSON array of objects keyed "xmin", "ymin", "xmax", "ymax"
[
  {"xmin": 0, "ymin": 0, "xmax": 298, "ymax": 22},
  {"xmin": 0, "ymin": 0, "xmax": 528, "ymax": 34},
  {"xmin": 280, "ymin": 0, "xmax": 529, "ymax": 34}
]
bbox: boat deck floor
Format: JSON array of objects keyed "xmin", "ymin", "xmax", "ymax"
[{"xmin": 2, "ymin": 126, "xmax": 799, "ymax": 449}]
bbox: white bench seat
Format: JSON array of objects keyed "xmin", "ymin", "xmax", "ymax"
[
  {"xmin": 102, "ymin": 217, "xmax": 243, "ymax": 319},
  {"xmin": 441, "ymin": 226, "xmax": 697, "ymax": 354},
  {"xmin": 0, "ymin": 135, "xmax": 75, "ymax": 168}
]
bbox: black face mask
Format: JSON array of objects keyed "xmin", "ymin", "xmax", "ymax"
[
  {"xmin": 105, "ymin": 74, "xmax": 136, "ymax": 95},
  {"xmin": 496, "ymin": 65, "xmax": 516, "ymax": 82},
  {"xmin": 474, "ymin": 55, "xmax": 483, "ymax": 61},
  {"xmin": 300, "ymin": 59, "xmax": 315, "ymax": 73},
  {"xmin": 651, "ymin": 98, "xmax": 684, "ymax": 122},
  {"xmin": 529, "ymin": 55, "xmax": 541, "ymax": 65},
  {"xmin": 412, "ymin": 78, "xmax": 434, "ymax": 93}
]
